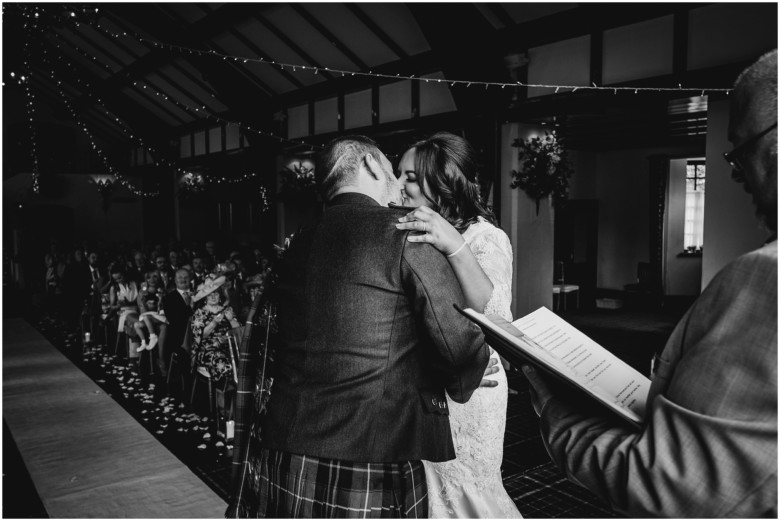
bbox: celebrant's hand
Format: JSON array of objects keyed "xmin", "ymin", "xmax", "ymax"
[
  {"xmin": 396, "ymin": 206, "xmax": 465, "ymax": 256},
  {"xmin": 522, "ymin": 365, "xmax": 556, "ymax": 416}
]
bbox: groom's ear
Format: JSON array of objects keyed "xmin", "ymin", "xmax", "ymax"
[{"xmin": 364, "ymin": 153, "xmax": 384, "ymax": 181}]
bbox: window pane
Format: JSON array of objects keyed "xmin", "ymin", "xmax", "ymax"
[{"xmin": 684, "ymin": 162, "xmax": 706, "ymax": 249}]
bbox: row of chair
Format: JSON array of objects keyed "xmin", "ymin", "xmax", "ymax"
[{"xmin": 81, "ymin": 311, "xmax": 241, "ymax": 436}]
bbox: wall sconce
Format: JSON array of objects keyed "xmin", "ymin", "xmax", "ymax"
[{"xmin": 88, "ymin": 176, "xmax": 115, "ymax": 211}]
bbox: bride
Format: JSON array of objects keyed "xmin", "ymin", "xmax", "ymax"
[{"xmin": 396, "ymin": 132, "xmax": 522, "ymax": 518}]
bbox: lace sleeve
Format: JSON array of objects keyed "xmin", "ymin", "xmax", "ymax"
[{"xmin": 466, "ymin": 224, "xmax": 514, "ymax": 322}]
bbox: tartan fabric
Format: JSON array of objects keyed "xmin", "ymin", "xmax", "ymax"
[
  {"xmin": 226, "ymin": 296, "xmax": 272, "ymax": 518},
  {"xmin": 250, "ymin": 448, "xmax": 428, "ymax": 518}
]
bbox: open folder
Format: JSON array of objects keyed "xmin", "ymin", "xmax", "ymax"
[{"xmin": 458, "ymin": 306, "xmax": 650, "ymax": 428}]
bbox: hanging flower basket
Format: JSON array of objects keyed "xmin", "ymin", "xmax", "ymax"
[
  {"xmin": 509, "ymin": 131, "xmax": 573, "ymax": 215},
  {"xmin": 179, "ymin": 172, "xmax": 205, "ymax": 199},
  {"xmin": 279, "ymin": 162, "xmax": 316, "ymax": 200}
]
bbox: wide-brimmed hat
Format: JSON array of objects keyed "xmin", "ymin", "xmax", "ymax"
[
  {"xmin": 243, "ymin": 273, "xmax": 265, "ymax": 291},
  {"xmin": 192, "ymin": 274, "xmax": 226, "ymax": 302}
]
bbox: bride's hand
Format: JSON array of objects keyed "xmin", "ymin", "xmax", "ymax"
[
  {"xmin": 480, "ymin": 358, "xmax": 499, "ymax": 388},
  {"xmin": 395, "ymin": 206, "xmax": 465, "ymax": 256}
]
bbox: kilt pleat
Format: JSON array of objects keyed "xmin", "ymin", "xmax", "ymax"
[{"xmin": 253, "ymin": 448, "xmax": 427, "ymax": 518}]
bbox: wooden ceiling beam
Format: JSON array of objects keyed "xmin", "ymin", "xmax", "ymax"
[
  {"xmin": 254, "ymin": 12, "xmax": 336, "ymax": 81},
  {"xmin": 289, "ymin": 4, "xmax": 369, "ymax": 71},
  {"xmin": 345, "ymin": 5, "xmax": 408, "ymax": 60}
]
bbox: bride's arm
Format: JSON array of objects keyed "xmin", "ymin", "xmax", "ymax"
[{"xmin": 396, "ymin": 206, "xmax": 493, "ymax": 312}]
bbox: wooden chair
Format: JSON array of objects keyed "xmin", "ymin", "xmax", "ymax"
[
  {"xmin": 190, "ymin": 365, "xmax": 216, "ymax": 420},
  {"xmin": 167, "ymin": 317, "xmax": 194, "ymax": 398},
  {"xmin": 216, "ymin": 327, "xmax": 242, "ymax": 437}
]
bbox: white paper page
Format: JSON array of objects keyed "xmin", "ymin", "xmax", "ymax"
[{"xmin": 512, "ymin": 307, "xmax": 650, "ymax": 420}]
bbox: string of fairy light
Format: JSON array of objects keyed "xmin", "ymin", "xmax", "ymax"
[
  {"xmin": 48, "ymin": 33, "xmax": 263, "ymax": 187},
  {"xmin": 20, "ymin": 7, "xmax": 271, "ymax": 200},
  {"xmin": 43, "ymin": 8, "xmax": 326, "ymax": 153},
  {"xmin": 21, "ymin": 17, "xmax": 41, "ymax": 193},
  {"xmin": 73, "ymin": 10, "xmax": 734, "ymax": 96},
  {"xmin": 11, "ymin": 3, "xmax": 736, "ymax": 202}
]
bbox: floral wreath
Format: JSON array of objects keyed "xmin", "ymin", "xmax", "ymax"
[{"xmin": 509, "ymin": 131, "xmax": 573, "ymax": 214}]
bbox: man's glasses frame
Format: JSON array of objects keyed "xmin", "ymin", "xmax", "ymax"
[{"xmin": 722, "ymin": 122, "xmax": 778, "ymax": 171}]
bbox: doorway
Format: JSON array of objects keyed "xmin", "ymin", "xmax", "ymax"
[
  {"xmin": 663, "ymin": 158, "xmax": 704, "ymax": 298},
  {"xmin": 553, "ymin": 199, "xmax": 598, "ymax": 310}
]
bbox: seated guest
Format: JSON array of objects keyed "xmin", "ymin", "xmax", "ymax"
[
  {"xmin": 238, "ymin": 273, "xmax": 265, "ymax": 323},
  {"xmin": 108, "ymin": 266, "xmax": 140, "ymax": 343},
  {"xmin": 128, "ymin": 251, "xmax": 150, "ymax": 284},
  {"xmin": 191, "ymin": 255, "xmax": 207, "ymax": 290},
  {"xmin": 220, "ymin": 261, "xmax": 244, "ymax": 314},
  {"xmin": 61, "ymin": 249, "xmax": 87, "ymax": 327},
  {"xmin": 44, "ymin": 253, "xmax": 65, "ymax": 316},
  {"xmin": 83, "ymin": 252, "xmax": 105, "ymax": 339},
  {"xmin": 204, "ymin": 240, "xmax": 219, "ymax": 270},
  {"xmin": 158, "ymin": 269, "xmax": 193, "ymax": 377},
  {"xmin": 229, "ymin": 251, "xmax": 247, "ymax": 283},
  {"xmin": 155, "ymin": 255, "xmax": 173, "ymax": 291},
  {"xmin": 134, "ymin": 271, "xmax": 167, "ymax": 352},
  {"xmin": 247, "ymin": 247, "xmax": 269, "ymax": 276},
  {"xmin": 524, "ymin": 50, "xmax": 778, "ymax": 518},
  {"xmin": 190, "ymin": 275, "xmax": 240, "ymax": 384},
  {"xmin": 168, "ymin": 250, "xmax": 180, "ymax": 275}
]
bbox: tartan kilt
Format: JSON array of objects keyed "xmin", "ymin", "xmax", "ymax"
[{"xmin": 251, "ymin": 448, "xmax": 428, "ymax": 518}]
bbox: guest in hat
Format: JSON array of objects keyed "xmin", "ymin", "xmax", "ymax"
[{"xmin": 190, "ymin": 274, "xmax": 241, "ymax": 383}]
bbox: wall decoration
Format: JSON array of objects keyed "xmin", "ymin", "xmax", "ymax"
[{"xmin": 510, "ymin": 131, "xmax": 573, "ymax": 215}]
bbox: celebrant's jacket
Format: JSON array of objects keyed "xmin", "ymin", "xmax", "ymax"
[
  {"xmin": 261, "ymin": 192, "xmax": 490, "ymax": 463},
  {"xmin": 538, "ymin": 240, "xmax": 778, "ymax": 517}
]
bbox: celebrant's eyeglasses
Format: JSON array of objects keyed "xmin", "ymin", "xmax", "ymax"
[{"xmin": 722, "ymin": 122, "xmax": 778, "ymax": 172}]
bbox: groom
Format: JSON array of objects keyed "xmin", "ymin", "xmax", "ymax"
[{"xmin": 256, "ymin": 135, "xmax": 490, "ymax": 517}]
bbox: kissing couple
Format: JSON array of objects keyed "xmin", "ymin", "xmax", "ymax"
[{"xmin": 228, "ymin": 132, "xmax": 522, "ymax": 518}]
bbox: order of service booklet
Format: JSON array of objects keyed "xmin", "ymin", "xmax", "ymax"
[{"xmin": 459, "ymin": 306, "xmax": 651, "ymax": 427}]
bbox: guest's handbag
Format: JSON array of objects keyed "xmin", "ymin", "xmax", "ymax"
[{"xmin": 225, "ymin": 290, "xmax": 276, "ymax": 518}]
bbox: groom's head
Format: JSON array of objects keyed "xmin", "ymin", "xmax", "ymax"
[{"xmin": 317, "ymin": 135, "xmax": 402, "ymax": 206}]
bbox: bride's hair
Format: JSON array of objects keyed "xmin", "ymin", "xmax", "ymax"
[{"xmin": 407, "ymin": 132, "xmax": 496, "ymax": 233}]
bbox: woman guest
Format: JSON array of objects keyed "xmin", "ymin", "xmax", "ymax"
[
  {"xmin": 134, "ymin": 270, "xmax": 167, "ymax": 352},
  {"xmin": 396, "ymin": 131, "xmax": 521, "ymax": 518},
  {"xmin": 108, "ymin": 265, "xmax": 141, "ymax": 351},
  {"xmin": 190, "ymin": 274, "xmax": 240, "ymax": 384}
]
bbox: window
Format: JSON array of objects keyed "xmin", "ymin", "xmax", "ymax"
[{"xmin": 684, "ymin": 160, "xmax": 705, "ymax": 250}]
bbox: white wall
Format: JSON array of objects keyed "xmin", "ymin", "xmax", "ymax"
[
  {"xmin": 702, "ymin": 99, "xmax": 770, "ymax": 288},
  {"xmin": 499, "ymin": 123, "xmax": 554, "ymax": 318}
]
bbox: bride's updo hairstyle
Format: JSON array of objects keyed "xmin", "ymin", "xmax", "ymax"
[{"xmin": 409, "ymin": 131, "xmax": 496, "ymax": 233}]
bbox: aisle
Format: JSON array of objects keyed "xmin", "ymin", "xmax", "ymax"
[{"xmin": 2, "ymin": 318, "xmax": 227, "ymax": 518}]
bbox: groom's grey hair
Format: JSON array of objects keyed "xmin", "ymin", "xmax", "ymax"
[{"xmin": 316, "ymin": 135, "xmax": 382, "ymax": 201}]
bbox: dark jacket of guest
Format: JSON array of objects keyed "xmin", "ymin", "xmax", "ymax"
[
  {"xmin": 261, "ymin": 193, "xmax": 489, "ymax": 463},
  {"xmin": 161, "ymin": 289, "xmax": 193, "ymax": 355}
]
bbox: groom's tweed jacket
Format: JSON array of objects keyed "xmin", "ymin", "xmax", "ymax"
[{"xmin": 261, "ymin": 192, "xmax": 489, "ymax": 463}]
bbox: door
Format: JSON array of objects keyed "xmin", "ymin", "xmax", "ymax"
[{"xmin": 553, "ymin": 199, "xmax": 598, "ymax": 310}]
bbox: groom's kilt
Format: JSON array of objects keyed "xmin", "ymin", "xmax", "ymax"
[{"xmin": 254, "ymin": 448, "xmax": 428, "ymax": 518}]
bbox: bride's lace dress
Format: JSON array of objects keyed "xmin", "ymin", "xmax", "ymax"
[{"xmin": 424, "ymin": 218, "xmax": 522, "ymax": 518}]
